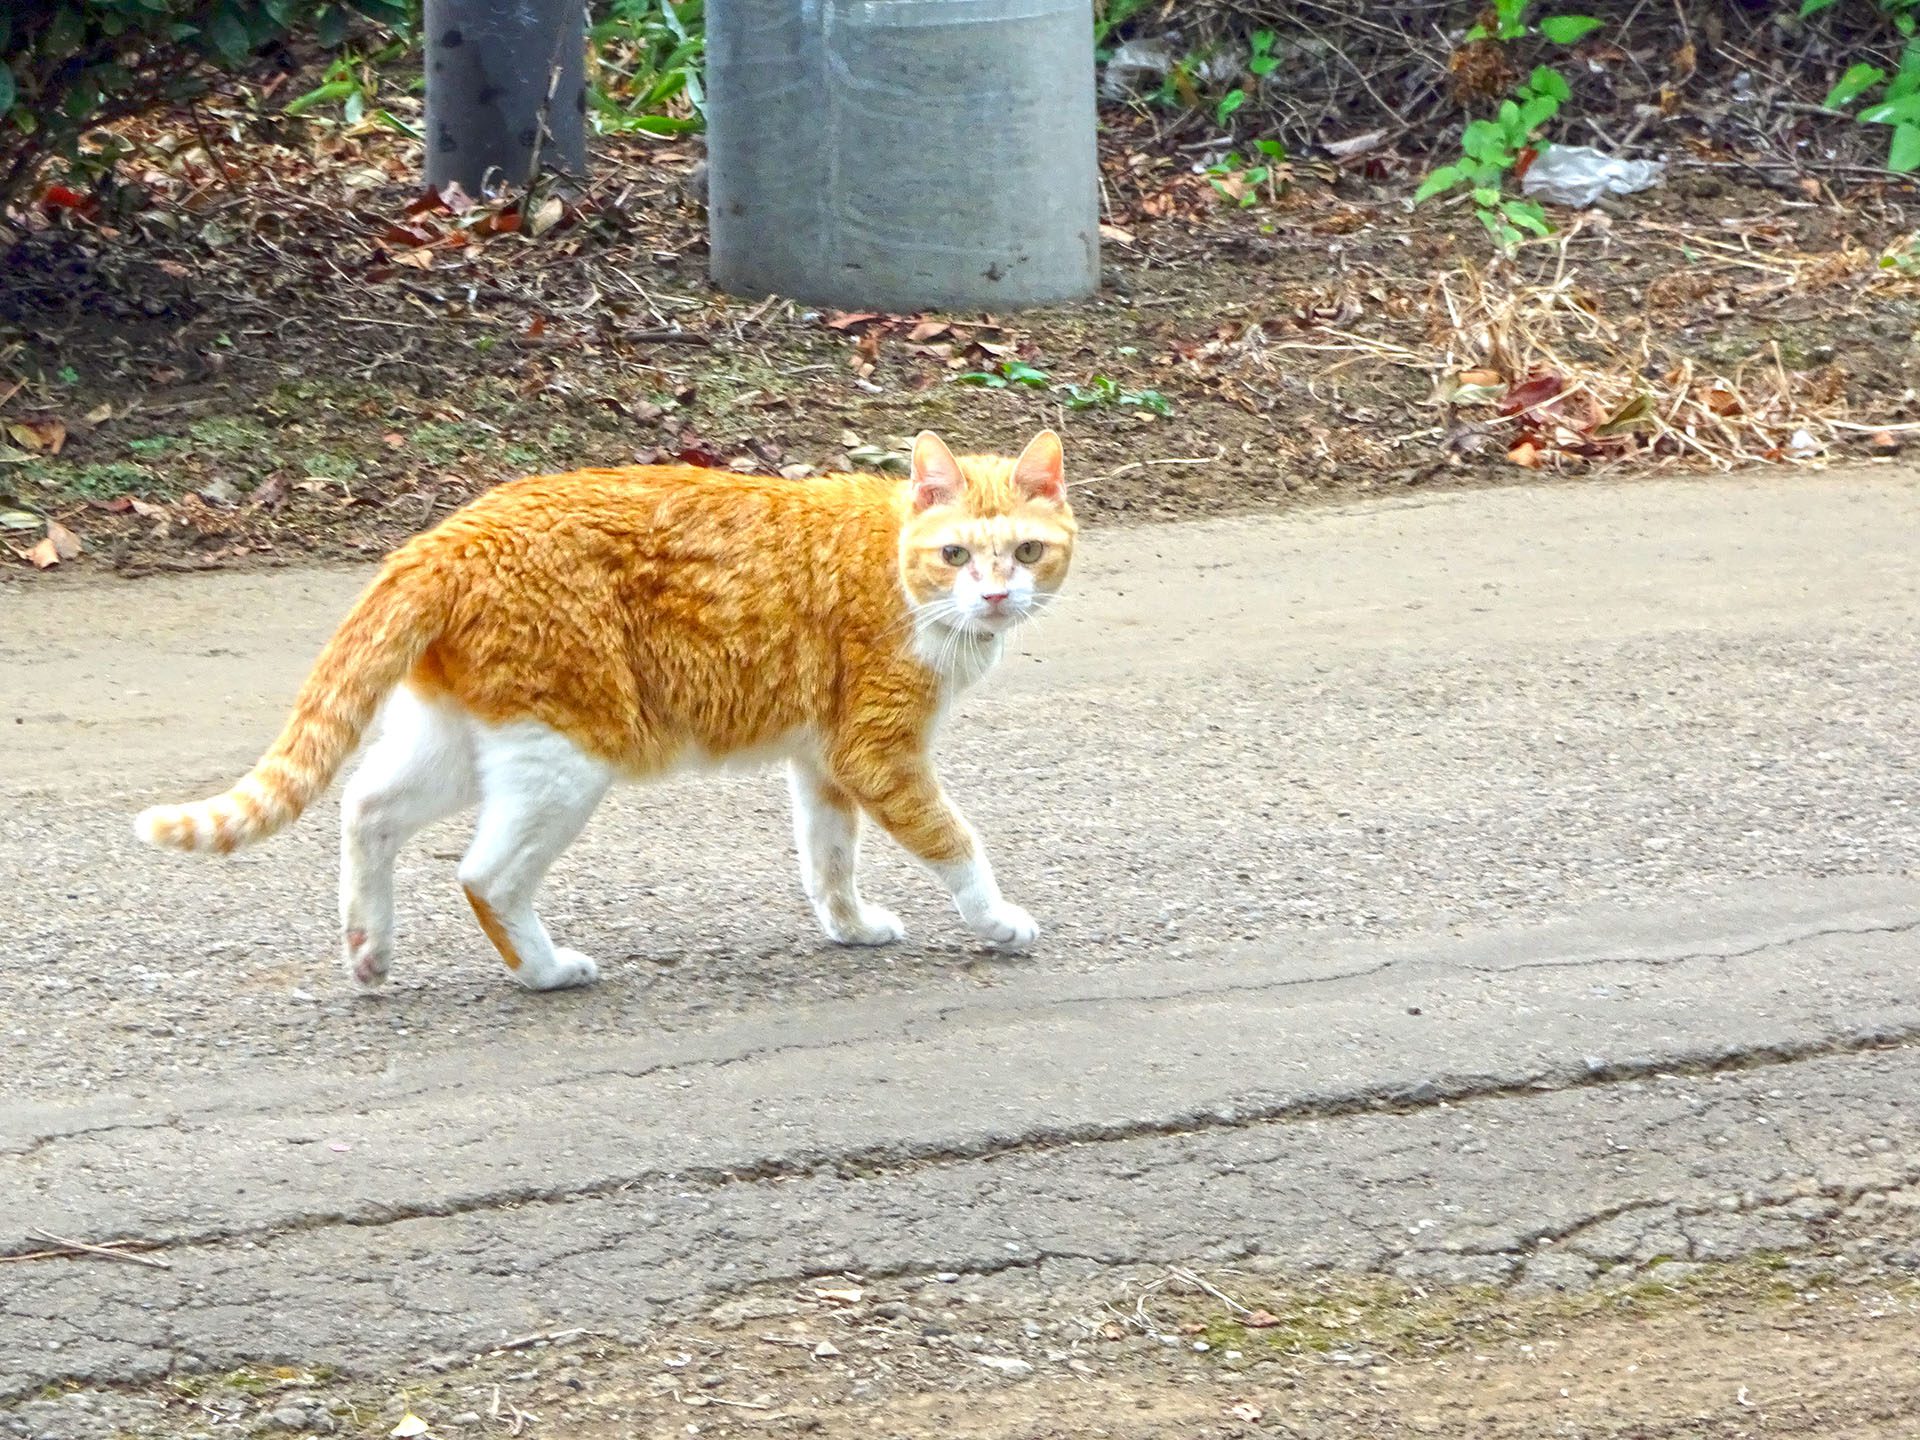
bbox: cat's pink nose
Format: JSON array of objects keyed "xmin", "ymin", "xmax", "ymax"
[{"xmin": 982, "ymin": 591, "xmax": 1010, "ymax": 607}]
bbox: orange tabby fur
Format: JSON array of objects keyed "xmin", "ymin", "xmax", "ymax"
[{"xmin": 134, "ymin": 429, "xmax": 1075, "ymax": 987}]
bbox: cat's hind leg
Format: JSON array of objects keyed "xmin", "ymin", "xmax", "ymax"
[
  {"xmin": 340, "ymin": 687, "xmax": 477, "ymax": 989},
  {"xmin": 457, "ymin": 721, "xmax": 612, "ymax": 991},
  {"xmin": 788, "ymin": 759, "xmax": 906, "ymax": 946}
]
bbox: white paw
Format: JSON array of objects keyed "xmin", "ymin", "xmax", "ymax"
[
  {"xmin": 970, "ymin": 903, "xmax": 1039, "ymax": 952},
  {"xmin": 823, "ymin": 901, "xmax": 907, "ymax": 947},
  {"xmin": 518, "ymin": 946, "xmax": 600, "ymax": 992},
  {"xmin": 343, "ymin": 928, "xmax": 391, "ymax": 990}
]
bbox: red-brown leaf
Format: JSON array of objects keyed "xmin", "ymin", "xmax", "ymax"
[{"xmin": 1498, "ymin": 373, "xmax": 1564, "ymax": 417}]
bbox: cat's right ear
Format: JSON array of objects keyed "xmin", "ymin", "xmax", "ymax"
[{"xmin": 910, "ymin": 431, "xmax": 965, "ymax": 512}]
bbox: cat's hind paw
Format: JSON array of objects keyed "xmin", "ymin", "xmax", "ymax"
[
  {"xmin": 343, "ymin": 928, "xmax": 391, "ymax": 991},
  {"xmin": 970, "ymin": 903, "xmax": 1039, "ymax": 953}
]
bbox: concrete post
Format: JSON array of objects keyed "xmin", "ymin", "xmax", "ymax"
[{"xmin": 707, "ymin": 0, "xmax": 1100, "ymax": 312}]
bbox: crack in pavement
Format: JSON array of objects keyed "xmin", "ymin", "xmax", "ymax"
[
  {"xmin": 10, "ymin": 1019, "xmax": 1920, "ymax": 1266},
  {"xmin": 1476, "ymin": 917, "xmax": 1920, "ymax": 976}
]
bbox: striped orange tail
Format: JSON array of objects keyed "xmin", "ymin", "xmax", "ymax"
[{"xmin": 134, "ymin": 560, "xmax": 445, "ymax": 855}]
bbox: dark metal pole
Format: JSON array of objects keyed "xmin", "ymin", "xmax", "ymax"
[{"xmin": 423, "ymin": 0, "xmax": 588, "ymax": 197}]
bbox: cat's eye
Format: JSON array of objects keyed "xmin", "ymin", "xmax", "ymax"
[
  {"xmin": 1014, "ymin": 540, "xmax": 1045, "ymax": 564},
  {"xmin": 941, "ymin": 544, "xmax": 971, "ymax": 567}
]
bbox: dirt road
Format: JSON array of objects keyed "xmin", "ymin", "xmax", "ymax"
[{"xmin": 7, "ymin": 470, "xmax": 1920, "ymax": 1436}]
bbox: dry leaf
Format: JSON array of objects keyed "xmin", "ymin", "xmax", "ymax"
[
  {"xmin": 530, "ymin": 197, "xmax": 565, "ymax": 237},
  {"xmin": 812, "ymin": 1286, "xmax": 863, "ymax": 1304},
  {"xmin": 46, "ymin": 520, "xmax": 81, "ymax": 560},
  {"xmin": 84, "ymin": 402, "xmax": 114, "ymax": 425},
  {"xmin": 392, "ymin": 248, "xmax": 435, "ymax": 270},
  {"xmin": 7, "ymin": 418, "xmax": 67, "ymax": 454},
  {"xmin": 26, "ymin": 536, "xmax": 60, "ymax": 569},
  {"xmin": 1507, "ymin": 440, "xmax": 1541, "ymax": 468},
  {"xmin": 390, "ymin": 1413, "xmax": 429, "ymax": 1439},
  {"xmin": 1099, "ymin": 223, "xmax": 1136, "ymax": 245},
  {"xmin": 1241, "ymin": 1310, "xmax": 1282, "ymax": 1329}
]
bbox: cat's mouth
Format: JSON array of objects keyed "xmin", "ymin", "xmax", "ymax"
[{"xmin": 969, "ymin": 607, "xmax": 1026, "ymax": 636}]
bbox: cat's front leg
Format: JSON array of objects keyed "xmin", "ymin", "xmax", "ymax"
[
  {"xmin": 835, "ymin": 755, "xmax": 1038, "ymax": 952},
  {"xmin": 787, "ymin": 760, "xmax": 906, "ymax": 946}
]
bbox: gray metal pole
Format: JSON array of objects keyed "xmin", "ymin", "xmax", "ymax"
[
  {"xmin": 423, "ymin": 0, "xmax": 588, "ymax": 197},
  {"xmin": 707, "ymin": 0, "xmax": 1100, "ymax": 312}
]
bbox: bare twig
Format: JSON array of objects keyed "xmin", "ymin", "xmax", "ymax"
[{"xmin": 19, "ymin": 1228, "xmax": 172, "ymax": 1269}]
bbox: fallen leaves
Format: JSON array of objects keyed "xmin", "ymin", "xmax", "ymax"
[
  {"xmin": 25, "ymin": 520, "xmax": 82, "ymax": 569},
  {"xmin": 7, "ymin": 417, "xmax": 67, "ymax": 455}
]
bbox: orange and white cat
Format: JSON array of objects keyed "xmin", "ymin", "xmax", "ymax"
[{"xmin": 134, "ymin": 429, "xmax": 1076, "ymax": 991}]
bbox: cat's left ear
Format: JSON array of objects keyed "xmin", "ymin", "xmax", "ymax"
[{"xmin": 1012, "ymin": 429, "xmax": 1066, "ymax": 504}]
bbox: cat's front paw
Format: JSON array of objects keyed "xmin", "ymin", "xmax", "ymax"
[
  {"xmin": 825, "ymin": 902, "xmax": 907, "ymax": 947},
  {"xmin": 970, "ymin": 903, "xmax": 1039, "ymax": 952},
  {"xmin": 516, "ymin": 946, "xmax": 600, "ymax": 992}
]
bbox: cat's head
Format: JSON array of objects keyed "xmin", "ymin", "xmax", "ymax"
[{"xmin": 898, "ymin": 429, "xmax": 1077, "ymax": 638}]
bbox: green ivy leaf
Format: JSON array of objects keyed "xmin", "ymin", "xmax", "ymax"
[
  {"xmin": 315, "ymin": 6, "xmax": 348, "ymax": 47},
  {"xmin": 1462, "ymin": 118, "xmax": 1509, "ymax": 162},
  {"xmin": 1518, "ymin": 95, "xmax": 1559, "ymax": 132},
  {"xmin": 1414, "ymin": 164, "xmax": 1462, "ymax": 202},
  {"xmin": 1502, "ymin": 198, "xmax": 1552, "ymax": 235},
  {"xmin": 1799, "ymin": 0, "xmax": 1840, "ymax": 14},
  {"xmin": 1826, "ymin": 62, "xmax": 1887, "ymax": 108},
  {"xmin": 205, "ymin": 4, "xmax": 252, "ymax": 63},
  {"xmin": 0, "ymin": 63, "xmax": 15, "ymax": 117},
  {"xmin": 1891, "ymin": 120, "xmax": 1920, "ymax": 172},
  {"xmin": 1859, "ymin": 92, "xmax": 1920, "ymax": 124},
  {"xmin": 1528, "ymin": 66, "xmax": 1572, "ymax": 103},
  {"xmin": 44, "ymin": 6, "xmax": 86, "ymax": 59},
  {"xmin": 1538, "ymin": 14, "xmax": 1604, "ymax": 44}
]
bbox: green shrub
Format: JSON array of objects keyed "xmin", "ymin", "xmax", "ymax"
[{"xmin": 0, "ymin": 0, "xmax": 407, "ymax": 212}]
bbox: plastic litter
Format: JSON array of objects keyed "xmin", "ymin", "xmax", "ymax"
[
  {"xmin": 1100, "ymin": 38, "xmax": 1176, "ymax": 101},
  {"xmin": 1099, "ymin": 37, "xmax": 1240, "ymax": 102},
  {"xmin": 1520, "ymin": 144, "xmax": 1665, "ymax": 207}
]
